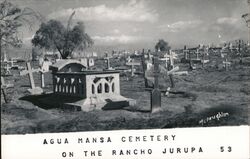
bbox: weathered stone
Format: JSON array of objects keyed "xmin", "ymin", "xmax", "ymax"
[
  {"xmin": 151, "ymin": 56, "xmax": 161, "ymax": 113},
  {"xmin": 49, "ymin": 60, "xmax": 135, "ymax": 111}
]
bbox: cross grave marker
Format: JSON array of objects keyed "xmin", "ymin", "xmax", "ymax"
[
  {"xmin": 20, "ymin": 62, "xmax": 43, "ymax": 95},
  {"xmin": 223, "ymin": 58, "xmax": 231, "ymax": 71},
  {"xmin": 126, "ymin": 59, "xmax": 140, "ymax": 77},
  {"xmin": 1, "ymin": 76, "xmax": 14, "ymax": 103}
]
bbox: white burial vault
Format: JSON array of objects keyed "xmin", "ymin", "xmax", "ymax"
[{"xmin": 49, "ymin": 60, "xmax": 135, "ymax": 111}]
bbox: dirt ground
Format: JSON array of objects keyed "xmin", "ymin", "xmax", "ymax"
[{"xmin": 1, "ymin": 54, "xmax": 250, "ymax": 134}]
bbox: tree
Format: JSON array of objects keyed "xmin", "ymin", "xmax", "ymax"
[
  {"xmin": 0, "ymin": 0, "xmax": 41, "ymax": 56},
  {"xmin": 32, "ymin": 20, "xmax": 93, "ymax": 59},
  {"xmin": 155, "ymin": 39, "xmax": 171, "ymax": 52}
]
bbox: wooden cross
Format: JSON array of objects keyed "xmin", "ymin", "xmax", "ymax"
[
  {"xmin": 126, "ymin": 59, "xmax": 140, "ymax": 77},
  {"xmin": 183, "ymin": 49, "xmax": 189, "ymax": 60},
  {"xmin": 20, "ymin": 62, "xmax": 43, "ymax": 95},
  {"xmin": 202, "ymin": 51, "xmax": 205, "ymax": 68},
  {"xmin": 20, "ymin": 62, "xmax": 40, "ymax": 89},
  {"xmin": 238, "ymin": 40, "xmax": 243, "ymax": 64},
  {"xmin": 150, "ymin": 55, "xmax": 161, "ymax": 113},
  {"xmin": 195, "ymin": 49, "xmax": 200, "ymax": 60},
  {"xmin": 169, "ymin": 51, "xmax": 175, "ymax": 67},
  {"xmin": 1, "ymin": 76, "xmax": 14, "ymax": 103},
  {"xmin": 223, "ymin": 58, "xmax": 231, "ymax": 71}
]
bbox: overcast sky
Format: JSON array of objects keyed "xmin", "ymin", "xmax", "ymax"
[{"xmin": 12, "ymin": 0, "xmax": 249, "ymax": 49}]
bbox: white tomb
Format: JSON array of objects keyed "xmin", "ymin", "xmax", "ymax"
[{"xmin": 49, "ymin": 60, "xmax": 135, "ymax": 111}]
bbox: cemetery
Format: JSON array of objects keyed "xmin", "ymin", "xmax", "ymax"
[
  {"xmin": 1, "ymin": 43, "xmax": 250, "ymax": 134},
  {"xmin": 1, "ymin": 0, "xmax": 250, "ymax": 134}
]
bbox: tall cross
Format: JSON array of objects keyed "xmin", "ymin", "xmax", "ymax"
[
  {"xmin": 169, "ymin": 51, "xmax": 175, "ymax": 68},
  {"xmin": 20, "ymin": 62, "xmax": 40, "ymax": 89},
  {"xmin": 183, "ymin": 47, "xmax": 188, "ymax": 60},
  {"xmin": 223, "ymin": 58, "xmax": 231, "ymax": 71},
  {"xmin": 150, "ymin": 55, "xmax": 161, "ymax": 113}
]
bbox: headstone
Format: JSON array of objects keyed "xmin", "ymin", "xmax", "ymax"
[
  {"xmin": 1, "ymin": 76, "xmax": 14, "ymax": 103},
  {"xmin": 88, "ymin": 58, "xmax": 95, "ymax": 67},
  {"xmin": 20, "ymin": 62, "xmax": 43, "ymax": 95},
  {"xmin": 151, "ymin": 56, "xmax": 161, "ymax": 113}
]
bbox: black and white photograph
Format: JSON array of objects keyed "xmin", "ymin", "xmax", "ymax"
[{"xmin": 1, "ymin": 0, "xmax": 250, "ymax": 158}]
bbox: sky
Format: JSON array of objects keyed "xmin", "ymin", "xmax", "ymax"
[{"xmin": 10, "ymin": 0, "xmax": 250, "ymax": 50}]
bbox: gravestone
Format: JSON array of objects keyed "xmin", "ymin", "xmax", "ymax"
[
  {"xmin": 1, "ymin": 76, "xmax": 14, "ymax": 103},
  {"xmin": 20, "ymin": 62, "xmax": 43, "ymax": 95},
  {"xmin": 151, "ymin": 56, "xmax": 161, "ymax": 113}
]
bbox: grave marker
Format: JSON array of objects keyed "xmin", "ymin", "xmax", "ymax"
[
  {"xmin": 39, "ymin": 60, "xmax": 52, "ymax": 88},
  {"xmin": 20, "ymin": 62, "xmax": 43, "ymax": 95},
  {"xmin": 49, "ymin": 60, "xmax": 136, "ymax": 111},
  {"xmin": 141, "ymin": 49, "xmax": 149, "ymax": 88},
  {"xmin": 151, "ymin": 56, "xmax": 161, "ymax": 113},
  {"xmin": 104, "ymin": 53, "xmax": 111, "ymax": 70},
  {"xmin": 126, "ymin": 59, "xmax": 140, "ymax": 77},
  {"xmin": 167, "ymin": 51, "xmax": 175, "ymax": 88},
  {"xmin": 195, "ymin": 49, "xmax": 199, "ymax": 60},
  {"xmin": 223, "ymin": 58, "xmax": 231, "ymax": 71},
  {"xmin": 1, "ymin": 76, "xmax": 14, "ymax": 103}
]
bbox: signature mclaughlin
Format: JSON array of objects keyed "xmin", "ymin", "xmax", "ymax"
[{"xmin": 199, "ymin": 112, "xmax": 229, "ymax": 125}]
